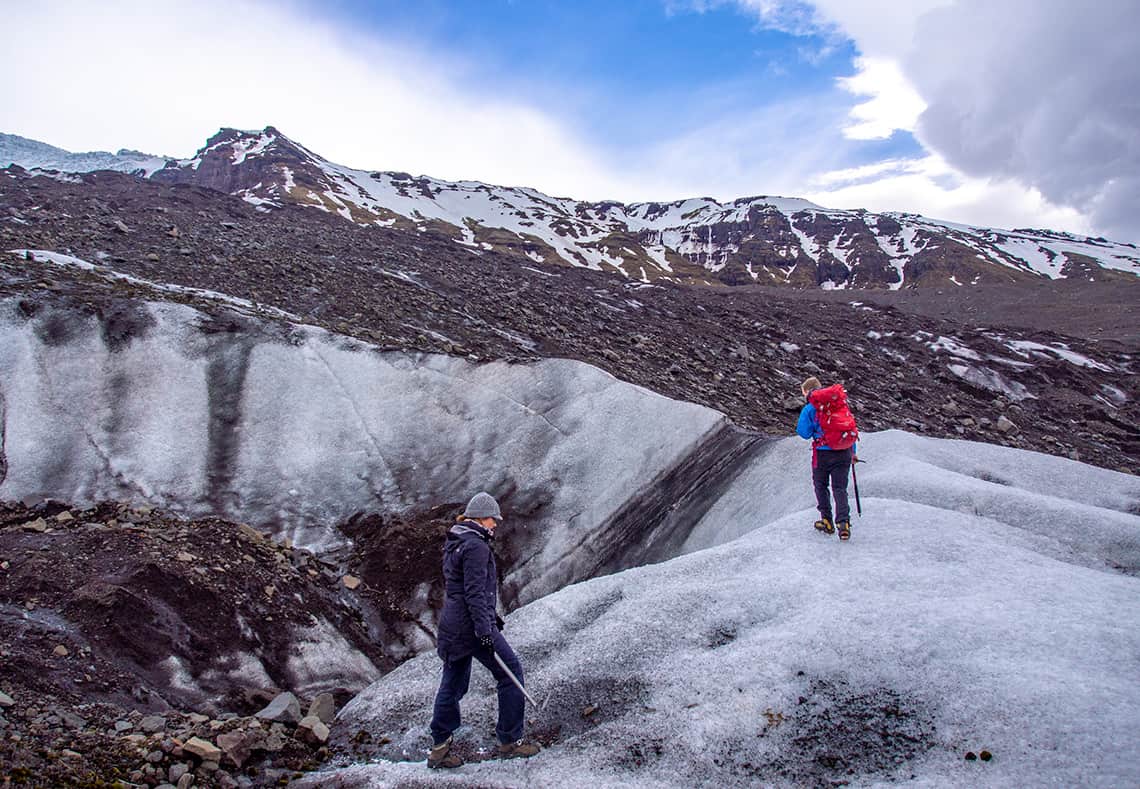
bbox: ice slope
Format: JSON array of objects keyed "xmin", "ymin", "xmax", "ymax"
[
  {"xmin": 324, "ymin": 432, "xmax": 1140, "ymax": 788},
  {"xmin": 0, "ymin": 297, "xmax": 722, "ymax": 603}
]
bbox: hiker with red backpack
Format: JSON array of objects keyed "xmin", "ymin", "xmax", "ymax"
[{"xmin": 796, "ymin": 377, "xmax": 859, "ymax": 541}]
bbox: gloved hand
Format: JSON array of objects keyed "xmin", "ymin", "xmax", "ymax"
[
  {"xmin": 495, "ymin": 613, "xmax": 505, "ymax": 631},
  {"xmin": 479, "ymin": 633, "xmax": 495, "ymax": 652}
]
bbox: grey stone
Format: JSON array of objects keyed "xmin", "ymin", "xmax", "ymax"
[
  {"xmin": 297, "ymin": 714, "xmax": 330, "ymax": 743},
  {"xmin": 307, "ymin": 692, "xmax": 336, "ymax": 724},
  {"xmin": 177, "ymin": 774, "xmax": 195, "ymax": 789},
  {"xmin": 169, "ymin": 762, "xmax": 190, "ymax": 782},
  {"xmin": 140, "ymin": 715, "xmax": 167, "ymax": 733},
  {"xmin": 996, "ymin": 415, "xmax": 1019, "ymax": 434},
  {"xmin": 0, "ymin": 691, "xmax": 14, "ymax": 708},
  {"xmin": 114, "ymin": 719, "xmax": 134, "ymax": 733},
  {"xmin": 255, "ymin": 692, "xmax": 301, "ymax": 724}
]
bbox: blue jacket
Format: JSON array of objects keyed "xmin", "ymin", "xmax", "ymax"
[
  {"xmin": 796, "ymin": 403, "xmax": 856, "ymax": 453},
  {"xmin": 436, "ymin": 520, "xmax": 498, "ymax": 661}
]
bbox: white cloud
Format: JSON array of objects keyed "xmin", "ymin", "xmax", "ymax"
[
  {"xmin": 808, "ymin": 155, "xmax": 1091, "ymax": 236},
  {"xmin": 0, "ymin": 0, "xmax": 631, "ymax": 201},
  {"xmin": 835, "ymin": 57, "xmax": 925, "ymax": 140},
  {"xmin": 726, "ymin": 0, "xmax": 1140, "ymax": 242}
]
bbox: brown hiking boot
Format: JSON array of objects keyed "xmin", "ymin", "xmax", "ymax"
[
  {"xmin": 427, "ymin": 737, "xmax": 463, "ymax": 769},
  {"xmin": 498, "ymin": 738, "xmax": 541, "ymax": 759},
  {"xmin": 813, "ymin": 518, "xmax": 834, "ymax": 535},
  {"xmin": 836, "ymin": 521, "xmax": 851, "ymax": 541}
]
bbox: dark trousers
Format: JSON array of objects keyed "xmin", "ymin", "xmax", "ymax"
[
  {"xmin": 812, "ymin": 447, "xmax": 854, "ymax": 524},
  {"xmin": 430, "ymin": 632, "xmax": 525, "ymax": 746}
]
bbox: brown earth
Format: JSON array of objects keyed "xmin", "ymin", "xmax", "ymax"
[{"xmin": 0, "ymin": 499, "xmax": 475, "ymax": 787}]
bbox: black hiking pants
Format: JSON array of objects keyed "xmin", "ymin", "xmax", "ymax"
[{"xmin": 812, "ymin": 447, "xmax": 854, "ymax": 524}]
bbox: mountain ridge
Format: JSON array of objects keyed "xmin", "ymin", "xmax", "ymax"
[{"xmin": 5, "ymin": 127, "xmax": 1138, "ymax": 289}]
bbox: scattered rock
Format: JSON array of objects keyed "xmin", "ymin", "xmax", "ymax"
[
  {"xmin": 297, "ymin": 715, "xmax": 330, "ymax": 744},
  {"xmin": 114, "ymin": 219, "xmax": 131, "ymax": 233},
  {"xmin": 113, "ymin": 719, "xmax": 133, "ymax": 733},
  {"xmin": 980, "ymin": 750, "xmax": 993, "ymax": 761},
  {"xmin": 0, "ymin": 691, "xmax": 13, "ymax": 707},
  {"xmin": 53, "ymin": 645, "xmax": 70, "ymax": 658},
  {"xmin": 341, "ymin": 574, "xmax": 362, "ymax": 590},
  {"xmin": 175, "ymin": 551, "xmax": 195, "ymax": 562},
  {"xmin": 996, "ymin": 415, "xmax": 1019, "ymax": 435},
  {"xmin": 307, "ymin": 692, "xmax": 336, "ymax": 724},
  {"xmin": 23, "ymin": 518, "xmax": 48, "ymax": 532},
  {"xmin": 216, "ymin": 730, "xmax": 256, "ymax": 768},
  {"xmin": 255, "ymin": 691, "xmax": 302, "ymax": 724},
  {"xmin": 140, "ymin": 714, "xmax": 167, "ymax": 733},
  {"xmin": 55, "ymin": 511, "xmax": 74, "ymax": 523},
  {"xmin": 182, "ymin": 736, "xmax": 222, "ymax": 762}
]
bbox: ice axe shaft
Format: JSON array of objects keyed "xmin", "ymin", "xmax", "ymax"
[{"xmin": 493, "ymin": 651, "xmax": 545, "ymax": 710}]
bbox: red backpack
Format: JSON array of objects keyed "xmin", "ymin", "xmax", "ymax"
[{"xmin": 808, "ymin": 384, "xmax": 859, "ymax": 450}]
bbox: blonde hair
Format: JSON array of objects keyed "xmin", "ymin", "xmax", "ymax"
[{"xmin": 801, "ymin": 376, "xmax": 822, "ymax": 396}]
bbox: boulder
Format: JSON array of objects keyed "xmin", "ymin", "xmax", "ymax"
[
  {"xmin": 140, "ymin": 715, "xmax": 167, "ymax": 733},
  {"xmin": 182, "ymin": 736, "xmax": 222, "ymax": 762},
  {"xmin": 255, "ymin": 691, "xmax": 302, "ymax": 724},
  {"xmin": 307, "ymin": 692, "xmax": 336, "ymax": 724},
  {"xmin": 996, "ymin": 416, "xmax": 1019, "ymax": 435},
  {"xmin": 216, "ymin": 730, "xmax": 256, "ymax": 768},
  {"xmin": 297, "ymin": 715, "xmax": 330, "ymax": 744}
]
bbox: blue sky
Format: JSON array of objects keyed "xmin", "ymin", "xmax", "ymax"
[
  {"xmin": 3, "ymin": 0, "xmax": 1136, "ymax": 241},
  {"xmin": 318, "ymin": 0, "xmax": 921, "ymax": 166}
]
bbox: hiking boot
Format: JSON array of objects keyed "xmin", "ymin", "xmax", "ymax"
[
  {"xmin": 813, "ymin": 518, "xmax": 834, "ymax": 535},
  {"xmin": 427, "ymin": 737, "xmax": 463, "ymax": 769},
  {"xmin": 498, "ymin": 739, "xmax": 541, "ymax": 759},
  {"xmin": 836, "ymin": 521, "xmax": 851, "ymax": 541}
]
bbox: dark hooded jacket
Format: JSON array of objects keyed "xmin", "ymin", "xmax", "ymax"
[{"xmin": 436, "ymin": 520, "xmax": 498, "ymax": 661}]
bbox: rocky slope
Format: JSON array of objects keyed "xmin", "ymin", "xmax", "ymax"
[
  {"xmin": 6, "ymin": 128, "xmax": 1139, "ymax": 288},
  {"xmin": 2, "ymin": 166, "xmax": 1136, "ymax": 475}
]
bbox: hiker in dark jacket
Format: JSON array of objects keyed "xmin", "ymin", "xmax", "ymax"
[
  {"xmin": 797, "ymin": 376, "xmax": 858, "ymax": 541},
  {"xmin": 427, "ymin": 492, "xmax": 540, "ymax": 769}
]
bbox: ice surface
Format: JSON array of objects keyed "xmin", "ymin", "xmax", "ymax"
[
  {"xmin": 0, "ymin": 296, "xmax": 722, "ymax": 603},
  {"xmin": 322, "ymin": 430, "xmax": 1140, "ymax": 788}
]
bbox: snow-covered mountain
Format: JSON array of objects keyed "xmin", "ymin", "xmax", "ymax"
[
  {"xmin": 0, "ymin": 132, "xmax": 169, "ymax": 178},
  {"xmin": 5, "ymin": 127, "xmax": 1140, "ymax": 287}
]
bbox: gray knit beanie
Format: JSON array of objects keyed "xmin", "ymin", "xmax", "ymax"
[{"xmin": 463, "ymin": 491, "xmax": 502, "ymax": 521}]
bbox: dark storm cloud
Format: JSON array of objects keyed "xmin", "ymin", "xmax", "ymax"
[{"xmin": 906, "ymin": 0, "xmax": 1140, "ymax": 241}]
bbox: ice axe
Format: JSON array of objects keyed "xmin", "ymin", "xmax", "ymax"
[
  {"xmin": 851, "ymin": 457, "xmax": 864, "ymax": 516},
  {"xmin": 493, "ymin": 650, "xmax": 549, "ymax": 712}
]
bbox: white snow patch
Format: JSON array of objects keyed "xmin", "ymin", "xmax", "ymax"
[{"xmin": 1004, "ymin": 340, "xmax": 1113, "ymax": 372}]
